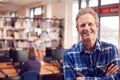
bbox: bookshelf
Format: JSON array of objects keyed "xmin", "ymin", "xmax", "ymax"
[{"xmin": 0, "ymin": 17, "xmax": 64, "ymax": 51}]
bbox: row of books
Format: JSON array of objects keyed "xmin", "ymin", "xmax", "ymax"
[
  {"xmin": 0, "ymin": 28, "xmax": 60, "ymax": 40},
  {"xmin": 0, "ymin": 39, "xmax": 60, "ymax": 50},
  {"xmin": 0, "ymin": 18, "xmax": 60, "ymax": 28}
]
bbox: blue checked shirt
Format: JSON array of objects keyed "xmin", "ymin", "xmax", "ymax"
[{"xmin": 63, "ymin": 39, "xmax": 120, "ymax": 80}]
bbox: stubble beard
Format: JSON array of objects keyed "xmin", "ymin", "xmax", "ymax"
[{"xmin": 83, "ymin": 38, "xmax": 92, "ymax": 48}]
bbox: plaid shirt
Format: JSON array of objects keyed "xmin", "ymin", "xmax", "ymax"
[{"xmin": 63, "ymin": 39, "xmax": 120, "ymax": 80}]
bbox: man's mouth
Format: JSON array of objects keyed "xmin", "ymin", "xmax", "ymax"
[
  {"xmin": 82, "ymin": 29, "xmax": 94, "ymax": 36},
  {"xmin": 82, "ymin": 31, "xmax": 91, "ymax": 36}
]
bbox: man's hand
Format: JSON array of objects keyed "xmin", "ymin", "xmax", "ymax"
[
  {"xmin": 52, "ymin": 61, "xmax": 62, "ymax": 69},
  {"xmin": 106, "ymin": 64, "xmax": 119, "ymax": 76},
  {"xmin": 76, "ymin": 77, "xmax": 84, "ymax": 80}
]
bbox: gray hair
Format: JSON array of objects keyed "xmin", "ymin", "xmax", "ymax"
[{"xmin": 76, "ymin": 7, "xmax": 99, "ymax": 27}]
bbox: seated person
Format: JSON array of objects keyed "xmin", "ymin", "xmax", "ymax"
[{"xmin": 19, "ymin": 47, "xmax": 41, "ymax": 75}]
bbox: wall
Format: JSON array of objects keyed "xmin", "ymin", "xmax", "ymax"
[
  {"xmin": 17, "ymin": 7, "xmax": 26, "ymax": 17},
  {"xmin": 0, "ymin": 11, "xmax": 9, "ymax": 16},
  {"xmin": 46, "ymin": 2, "xmax": 65, "ymax": 18},
  {"xmin": 64, "ymin": 0, "xmax": 73, "ymax": 49}
]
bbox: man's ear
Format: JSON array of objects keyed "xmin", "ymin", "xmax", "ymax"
[
  {"xmin": 76, "ymin": 26, "xmax": 79, "ymax": 31},
  {"xmin": 96, "ymin": 23, "xmax": 99, "ymax": 29}
]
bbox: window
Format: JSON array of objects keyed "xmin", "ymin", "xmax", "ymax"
[
  {"xmin": 35, "ymin": 7, "xmax": 43, "ymax": 15},
  {"xmin": 89, "ymin": 0, "xmax": 98, "ymax": 7},
  {"xmin": 81, "ymin": 0, "xmax": 98, "ymax": 8},
  {"xmin": 101, "ymin": 0, "xmax": 119, "ymax": 5},
  {"xmin": 81, "ymin": 0, "xmax": 87, "ymax": 8},
  {"xmin": 100, "ymin": 16, "xmax": 119, "ymax": 47},
  {"xmin": 30, "ymin": 6, "xmax": 43, "ymax": 18}
]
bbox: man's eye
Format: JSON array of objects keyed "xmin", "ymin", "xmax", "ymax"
[
  {"xmin": 88, "ymin": 23, "xmax": 93, "ymax": 26},
  {"xmin": 80, "ymin": 24, "xmax": 85, "ymax": 27}
]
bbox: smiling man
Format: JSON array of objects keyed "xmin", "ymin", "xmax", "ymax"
[{"xmin": 63, "ymin": 7, "xmax": 120, "ymax": 80}]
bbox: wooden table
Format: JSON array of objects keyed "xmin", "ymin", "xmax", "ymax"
[
  {"xmin": 0, "ymin": 62, "xmax": 18, "ymax": 78},
  {"xmin": 0, "ymin": 62, "xmax": 14, "ymax": 69},
  {"xmin": 0, "ymin": 62, "xmax": 61, "ymax": 78},
  {"xmin": 1, "ymin": 68, "xmax": 18, "ymax": 77},
  {"xmin": 0, "ymin": 72, "xmax": 5, "ymax": 78},
  {"xmin": 41, "ymin": 62, "xmax": 61, "ymax": 75}
]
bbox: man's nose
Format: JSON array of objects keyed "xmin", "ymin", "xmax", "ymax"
[{"xmin": 84, "ymin": 24, "xmax": 90, "ymax": 30}]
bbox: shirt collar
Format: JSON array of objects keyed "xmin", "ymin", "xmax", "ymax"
[
  {"xmin": 94, "ymin": 39, "xmax": 101, "ymax": 51},
  {"xmin": 78, "ymin": 39, "xmax": 101, "ymax": 53}
]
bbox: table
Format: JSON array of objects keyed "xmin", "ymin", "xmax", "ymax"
[
  {"xmin": 0, "ymin": 62, "xmax": 18, "ymax": 78},
  {"xmin": 0, "ymin": 62, "xmax": 14, "ymax": 69},
  {"xmin": 0, "ymin": 62, "xmax": 61, "ymax": 79},
  {"xmin": 0, "ymin": 72, "xmax": 5, "ymax": 78},
  {"xmin": 41, "ymin": 62, "xmax": 61, "ymax": 75}
]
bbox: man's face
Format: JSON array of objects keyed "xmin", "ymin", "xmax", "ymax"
[{"xmin": 77, "ymin": 13, "xmax": 99, "ymax": 41}]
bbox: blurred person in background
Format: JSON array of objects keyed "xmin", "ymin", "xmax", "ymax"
[{"xmin": 19, "ymin": 47, "xmax": 41, "ymax": 75}]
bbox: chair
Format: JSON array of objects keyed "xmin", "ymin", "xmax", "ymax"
[
  {"xmin": 19, "ymin": 70, "xmax": 41, "ymax": 80},
  {"xmin": 0, "ymin": 55, "xmax": 11, "ymax": 62}
]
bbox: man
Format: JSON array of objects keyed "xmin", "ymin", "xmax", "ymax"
[{"xmin": 63, "ymin": 7, "xmax": 120, "ymax": 80}]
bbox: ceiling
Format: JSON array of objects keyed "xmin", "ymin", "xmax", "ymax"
[{"xmin": 0, "ymin": 0, "xmax": 63, "ymax": 12}]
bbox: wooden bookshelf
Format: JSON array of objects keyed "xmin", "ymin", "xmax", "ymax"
[{"xmin": 0, "ymin": 17, "xmax": 64, "ymax": 50}]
